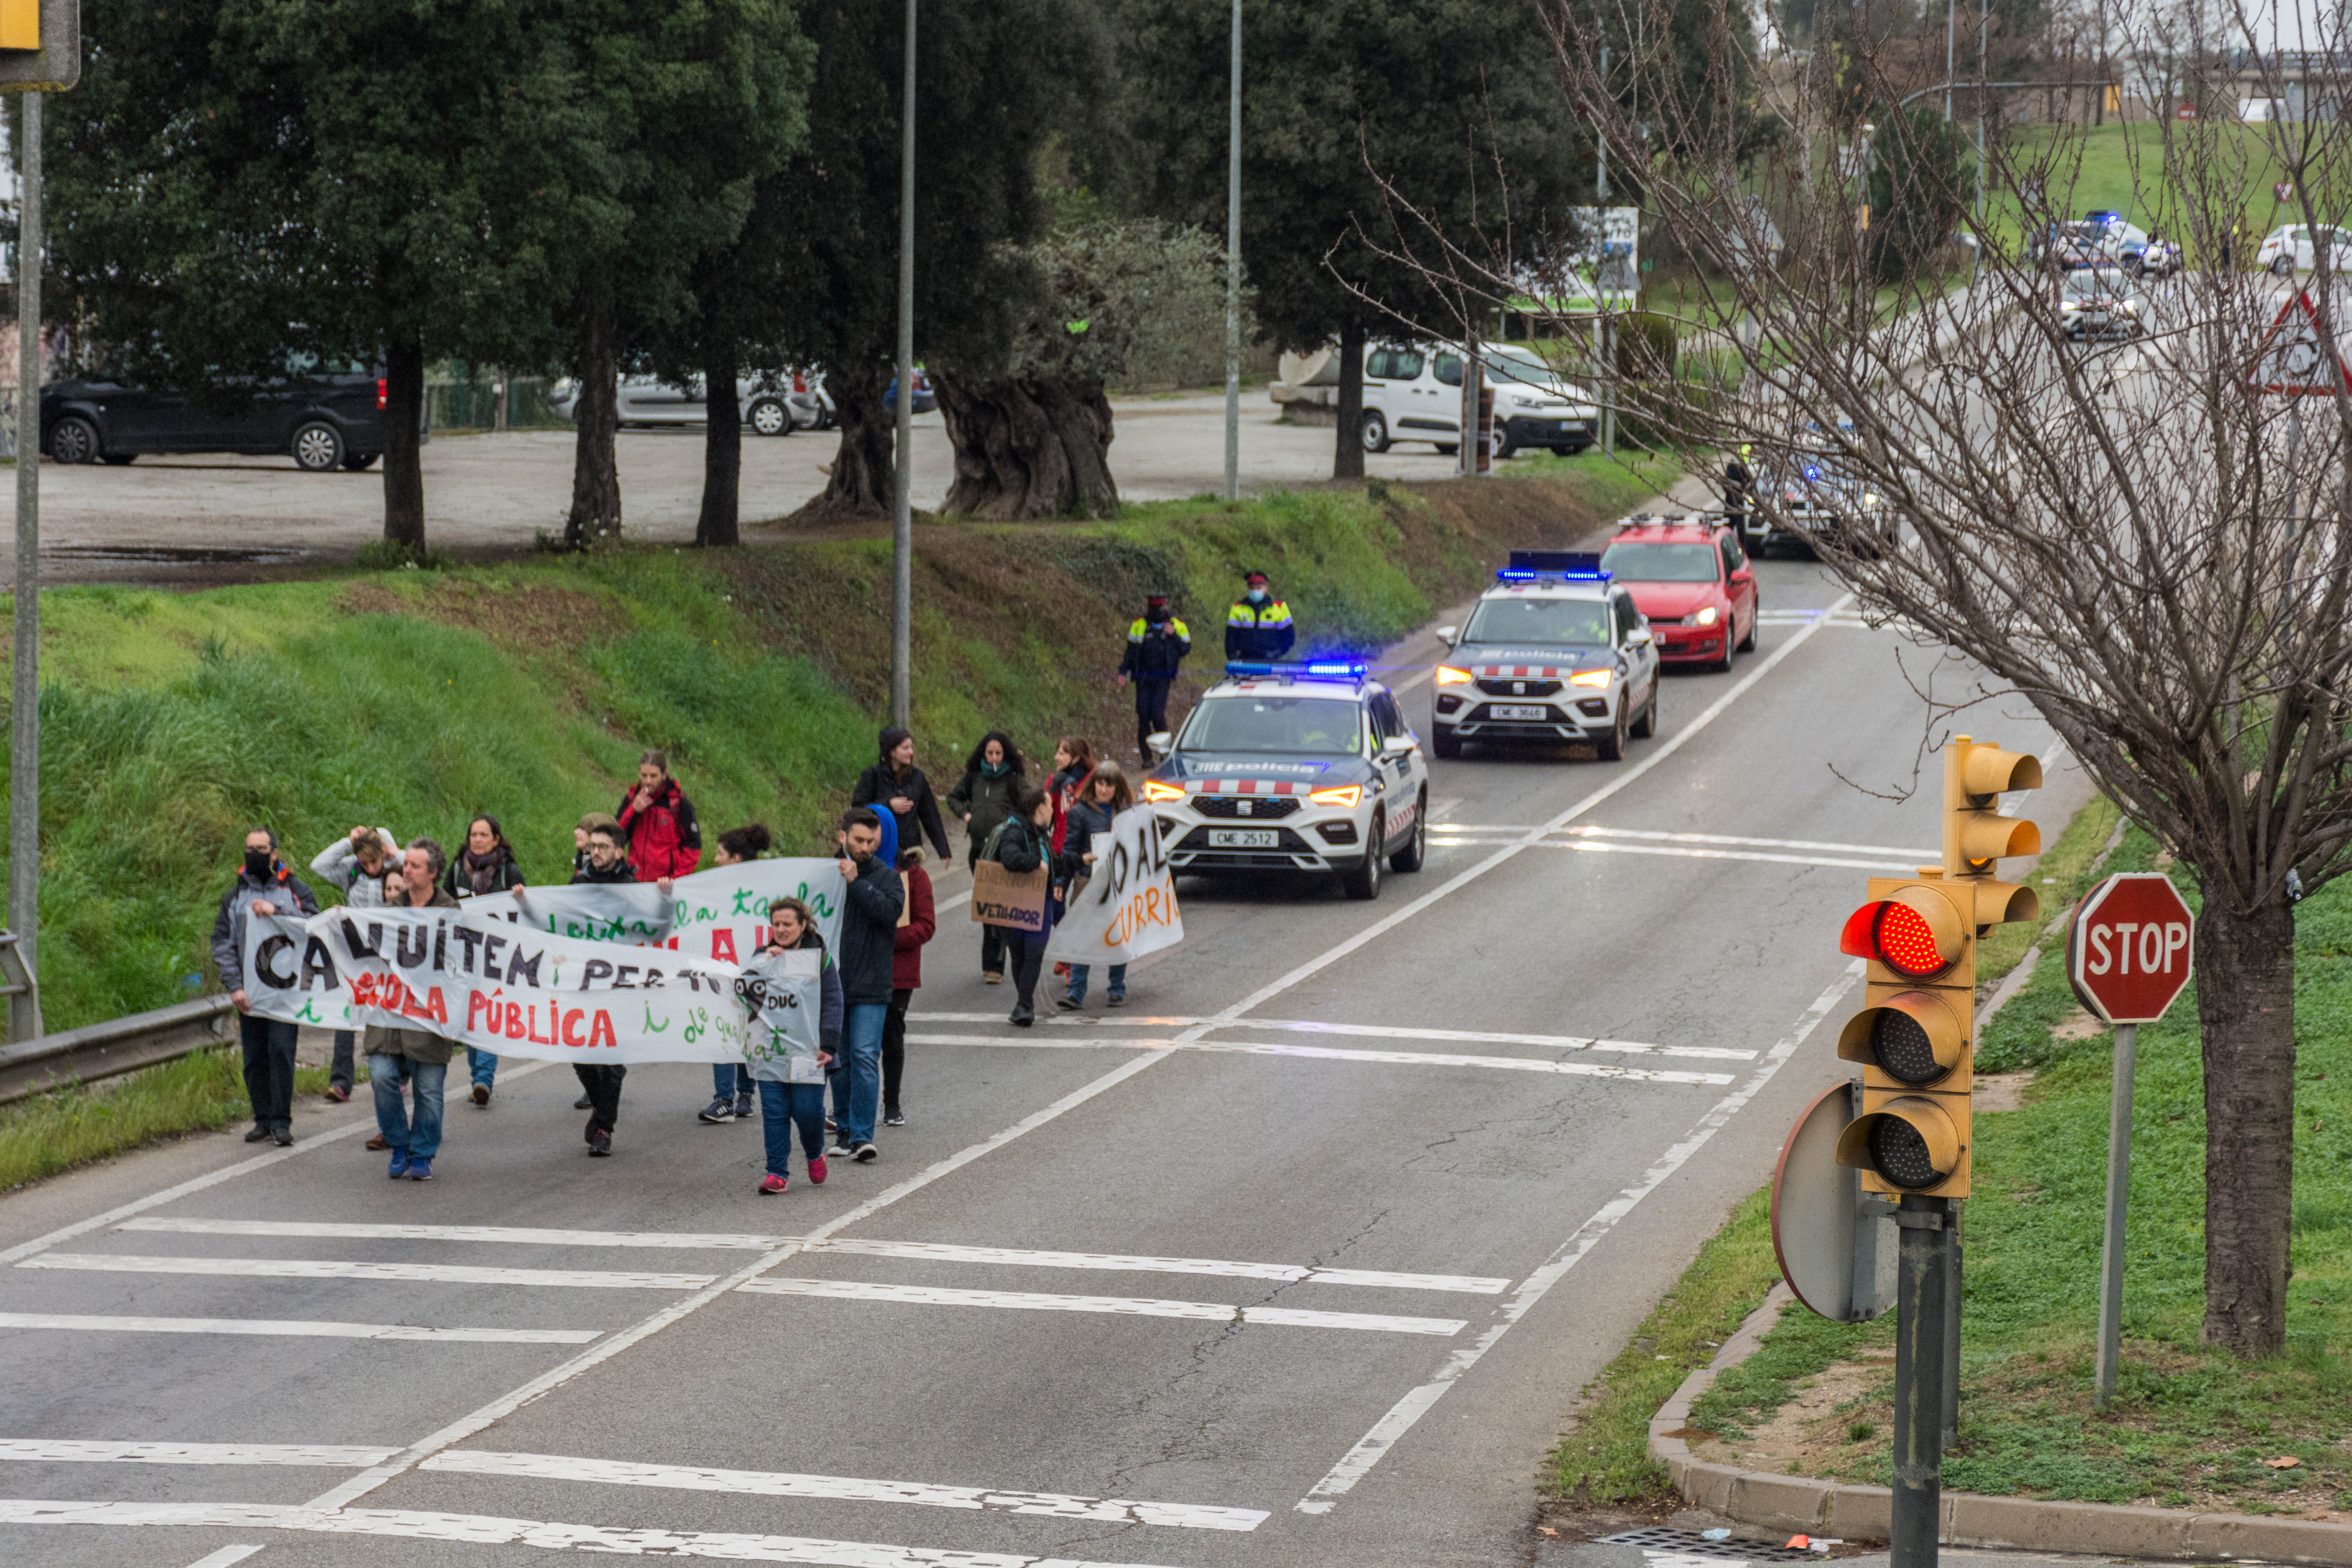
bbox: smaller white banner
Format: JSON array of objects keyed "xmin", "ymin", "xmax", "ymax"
[{"xmin": 1044, "ymin": 806, "xmax": 1184, "ymax": 966}]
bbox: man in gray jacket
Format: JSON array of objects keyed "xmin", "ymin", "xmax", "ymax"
[
  {"xmin": 211, "ymin": 828, "xmax": 320, "ymax": 1147},
  {"xmin": 309, "ymin": 826, "xmax": 396, "ymax": 1105}
]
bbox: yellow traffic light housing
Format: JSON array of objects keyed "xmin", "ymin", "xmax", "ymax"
[
  {"xmin": 1838, "ymin": 989, "xmax": 1971, "ymax": 1091},
  {"xmin": 1945, "ymin": 735, "xmax": 2044, "ymax": 929},
  {"xmin": 1839, "ymin": 875, "xmax": 1976, "ymax": 1198},
  {"xmin": 1836, "ymin": 1094, "xmax": 1971, "ymax": 1194}
]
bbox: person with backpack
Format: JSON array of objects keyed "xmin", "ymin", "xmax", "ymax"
[
  {"xmin": 946, "ymin": 731, "xmax": 1024, "ymax": 983},
  {"xmin": 851, "ymin": 727, "xmax": 951, "ymax": 860},
  {"xmin": 748, "ymin": 896, "xmax": 842, "ymax": 1194},
  {"xmin": 988, "ymin": 781, "xmax": 1056, "ymax": 1027},
  {"xmin": 1056, "ymin": 762, "xmax": 1134, "ymax": 1011},
  {"xmin": 616, "ymin": 749, "xmax": 701, "ymax": 881}
]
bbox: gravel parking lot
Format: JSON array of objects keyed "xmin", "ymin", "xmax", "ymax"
[{"xmin": 0, "ymin": 392, "xmax": 1480, "ymax": 585}]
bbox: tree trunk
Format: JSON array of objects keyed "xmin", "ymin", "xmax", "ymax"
[
  {"xmin": 2196, "ymin": 891, "xmax": 2299, "ymax": 1359},
  {"xmin": 381, "ymin": 330, "xmax": 427, "ymax": 554},
  {"xmin": 796, "ymin": 363, "xmax": 894, "ymax": 518},
  {"xmin": 934, "ymin": 373, "xmax": 1118, "ymax": 519},
  {"xmin": 564, "ymin": 281, "xmax": 621, "ymax": 550},
  {"xmin": 1332, "ymin": 319, "xmax": 1365, "ymax": 480},
  {"xmin": 697, "ymin": 337, "xmax": 741, "ymax": 548}
]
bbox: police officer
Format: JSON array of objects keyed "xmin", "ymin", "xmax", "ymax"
[
  {"xmin": 1723, "ymin": 446, "xmax": 1753, "ymax": 539},
  {"xmin": 1116, "ymin": 593, "xmax": 1191, "ymax": 758},
  {"xmin": 1224, "ymin": 571, "xmax": 1295, "ymax": 662}
]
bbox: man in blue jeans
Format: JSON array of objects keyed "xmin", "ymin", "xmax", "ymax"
[{"xmin": 826, "ymin": 807, "xmax": 902, "ymax": 1163}]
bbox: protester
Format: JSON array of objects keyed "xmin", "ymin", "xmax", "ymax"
[
  {"xmin": 946, "ymin": 731, "xmax": 1024, "ymax": 983},
  {"xmin": 827, "ymin": 807, "xmax": 902, "ymax": 1162},
  {"xmin": 568, "ymin": 822, "xmax": 660, "ymax": 1153},
  {"xmin": 572, "ymin": 812, "xmax": 620, "ymax": 879},
  {"xmin": 1044, "ymin": 737, "xmax": 1095, "ymax": 984},
  {"xmin": 751, "ymin": 896, "xmax": 841, "ymax": 1193},
  {"xmin": 367, "ymin": 841, "xmax": 461, "ymax": 1180},
  {"xmin": 1116, "ymin": 594, "xmax": 1190, "ymax": 757},
  {"xmin": 697, "ymin": 824, "xmax": 773, "ymax": 1125},
  {"xmin": 309, "ymin": 825, "xmax": 397, "ymax": 1105},
  {"xmin": 442, "ymin": 814, "xmax": 526, "ymax": 1108},
  {"xmin": 616, "ymin": 749, "xmax": 701, "ymax": 881},
  {"xmin": 574, "ymin": 823, "xmax": 637, "ymax": 884},
  {"xmin": 1057, "ymin": 762, "xmax": 1134, "ymax": 1011},
  {"xmin": 990, "ymin": 781, "xmax": 1056, "ymax": 1027},
  {"xmin": 1224, "ymin": 570, "xmax": 1296, "ymax": 662},
  {"xmin": 213, "ymin": 829, "xmax": 321, "ymax": 1146},
  {"xmin": 851, "ymin": 727, "xmax": 951, "ymax": 860},
  {"xmin": 882, "ymin": 845, "xmax": 937, "ymax": 1128}
]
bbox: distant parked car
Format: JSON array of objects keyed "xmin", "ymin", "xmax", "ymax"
[
  {"xmin": 39, "ymin": 360, "xmax": 398, "ymax": 471},
  {"xmin": 2257, "ymin": 223, "xmax": 2352, "ymax": 276},
  {"xmin": 881, "ymin": 367, "xmax": 936, "ymax": 415},
  {"xmin": 545, "ymin": 374, "xmax": 815, "ymax": 435}
]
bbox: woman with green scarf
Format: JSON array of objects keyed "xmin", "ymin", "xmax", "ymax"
[{"xmin": 946, "ymin": 730, "xmax": 1026, "ymax": 984}]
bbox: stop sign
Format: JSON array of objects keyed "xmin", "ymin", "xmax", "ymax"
[{"xmin": 2067, "ymin": 872, "xmax": 2195, "ymax": 1024}]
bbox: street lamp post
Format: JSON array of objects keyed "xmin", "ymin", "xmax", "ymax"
[
  {"xmin": 890, "ymin": 0, "xmax": 915, "ymax": 730},
  {"xmin": 1222, "ymin": 0, "xmax": 1240, "ymax": 503},
  {"xmin": 8, "ymin": 89, "xmax": 38, "ymax": 1042}
]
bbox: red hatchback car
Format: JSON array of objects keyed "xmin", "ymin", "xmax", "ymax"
[{"xmin": 1597, "ymin": 517, "xmax": 1759, "ymax": 671}]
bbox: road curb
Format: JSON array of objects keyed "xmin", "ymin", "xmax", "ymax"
[{"xmin": 1648, "ymin": 1285, "xmax": 2352, "ymax": 1562}]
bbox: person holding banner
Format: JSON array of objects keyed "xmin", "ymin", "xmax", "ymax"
[
  {"xmin": 990, "ymin": 783, "xmax": 1057, "ymax": 1027},
  {"xmin": 214, "ymin": 829, "xmax": 321, "ymax": 1147},
  {"xmin": 366, "ymin": 842, "xmax": 462, "ymax": 1180},
  {"xmin": 445, "ymin": 814, "xmax": 527, "ymax": 1109},
  {"xmin": 568, "ymin": 824, "xmax": 657, "ymax": 1155},
  {"xmin": 697, "ymin": 824, "xmax": 774, "ymax": 1125},
  {"xmin": 748, "ymin": 897, "xmax": 842, "ymax": 1193},
  {"xmin": 827, "ymin": 808, "xmax": 902, "ymax": 1163},
  {"xmin": 309, "ymin": 825, "xmax": 398, "ymax": 1106},
  {"xmin": 1056, "ymin": 763, "xmax": 1134, "ymax": 1011}
]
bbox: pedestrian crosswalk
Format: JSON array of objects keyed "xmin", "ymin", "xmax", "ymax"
[{"xmin": 735, "ymin": 1276, "xmax": 1469, "ymax": 1335}]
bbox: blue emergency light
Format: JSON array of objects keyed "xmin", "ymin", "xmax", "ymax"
[
  {"xmin": 1498, "ymin": 548, "xmax": 1609, "ymax": 584},
  {"xmin": 1801, "ymin": 463, "xmax": 1822, "ymax": 482},
  {"xmin": 1225, "ymin": 660, "xmax": 1368, "ymax": 682}
]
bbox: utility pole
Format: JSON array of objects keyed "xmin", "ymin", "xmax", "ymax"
[
  {"xmin": 9, "ymin": 89, "xmax": 40, "ymax": 1044},
  {"xmin": 1892, "ymin": 1195, "xmax": 1953, "ymax": 1568},
  {"xmin": 1222, "ymin": 0, "xmax": 1240, "ymax": 503},
  {"xmin": 1945, "ymin": 0, "xmax": 1955, "ymax": 121},
  {"xmin": 1596, "ymin": 44, "xmax": 1613, "ymax": 460},
  {"xmin": 890, "ymin": 0, "xmax": 915, "ymax": 730},
  {"xmin": 1973, "ymin": 0, "xmax": 1987, "ymax": 287}
]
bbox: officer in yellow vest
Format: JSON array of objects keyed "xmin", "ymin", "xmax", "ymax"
[
  {"xmin": 1116, "ymin": 594, "xmax": 1191, "ymax": 757},
  {"xmin": 1224, "ymin": 571, "xmax": 1296, "ymax": 662}
]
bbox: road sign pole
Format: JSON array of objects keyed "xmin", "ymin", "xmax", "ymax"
[
  {"xmin": 1892, "ymin": 1194, "xmax": 1949, "ymax": 1568},
  {"xmin": 1943, "ymin": 1207, "xmax": 1962, "ymax": 1450},
  {"xmin": 9, "ymin": 87, "xmax": 39, "ymax": 1045},
  {"xmin": 2094, "ymin": 1020, "xmax": 2138, "ymax": 1410}
]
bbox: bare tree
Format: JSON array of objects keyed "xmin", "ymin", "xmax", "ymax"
[{"xmin": 1362, "ymin": 0, "xmax": 2352, "ymax": 1357}]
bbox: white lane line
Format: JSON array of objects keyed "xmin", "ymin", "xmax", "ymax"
[
  {"xmin": 817, "ymin": 1240, "xmax": 1509, "ymax": 1294},
  {"xmin": 182, "ymin": 1548, "xmax": 267, "ymax": 1568},
  {"xmin": 421, "ymin": 1450, "xmax": 1267, "ymax": 1532},
  {"xmin": 0, "ymin": 1058, "xmax": 558, "ymax": 1269},
  {"xmin": 0, "ymin": 1313, "xmax": 598, "ymax": 1345},
  {"xmin": 1434, "ymin": 825, "xmax": 1939, "ymax": 859},
  {"xmin": 1292, "ymin": 960, "xmax": 1863, "ymax": 1513},
  {"xmin": 0, "ymin": 1441, "xmax": 397, "ymax": 1467},
  {"xmin": 936, "ymin": 890, "xmax": 971, "ymax": 915},
  {"xmin": 1209, "ymin": 593, "xmax": 1858, "ymax": 1025},
  {"xmin": 1421, "ymin": 838, "xmax": 1920, "ymax": 873},
  {"xmin": 911, "ymin": 1013, "xmax": 1751, "ymax": 1061},
  {"xmin": 0, "ymin": 1499, "xmax": 1200, "ymax": 1568},
  {"xmin": 905, "ymin": 1036, "xmax": 1735, "ymax": 1085},
  {"xmin": 117, "ymin": 1221, "xmax": 1510, "ymax": 1294},
  {"xmin": 737, "ymin": 1277, "xmax": 1467, "ymax": 1336},
  {"xmin": 302, "ymin": 1048, "xmax": 1174, "ymax": 1513},
  {"xmin": 22, "ymin": 1254, "xmax": 715, "ymax": 1290}
]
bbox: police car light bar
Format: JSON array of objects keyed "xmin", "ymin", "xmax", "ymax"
[
  {"xmin": 1224, "ymin": 660, "xmax": 1369, "ymax": 681},
  {"xmin": 1499, "ymin": 548, "xmax": 1609, "ymax": 583}
]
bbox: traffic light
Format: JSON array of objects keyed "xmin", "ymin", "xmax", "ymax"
[
  {"xmin": 1944, "ymin": 734, "xmax": 2043, "ymax": 930},
  {"xmin": 1835, "ymin": 878, "xmax": 1977, "ymax": 1198}
]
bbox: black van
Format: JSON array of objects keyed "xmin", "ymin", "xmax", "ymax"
[{"xmin": 39, "ymin": 360, "xmax": 395, "ymax": 471}]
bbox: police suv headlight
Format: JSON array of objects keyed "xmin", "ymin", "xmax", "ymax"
[
  {"xmin": 1308, "ymin": 784, "xmax": 1363, "ymax": 809},
  {"xmin": 1570, "ymin": 670, "xmax": 1613, "ymax": 689},
  {"xmin": 1143, "ymin": 780, "xmax": 1185, "ymax": 803}
]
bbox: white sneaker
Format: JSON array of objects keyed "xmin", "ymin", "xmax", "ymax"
[{"xmin": 826, "ymin": 1141, "xmax": 855, "ymax": 1158}]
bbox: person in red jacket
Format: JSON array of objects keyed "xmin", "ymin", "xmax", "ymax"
[
  {"xmin": 616, "ymin": 749, "xmax": 701, "ymax": 882},
  {"xmin": 881, "ymin": 845, "xmax": 937, "ymax": 1128}
]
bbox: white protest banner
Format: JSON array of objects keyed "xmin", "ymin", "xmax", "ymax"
[
  {"xmin": 734, "ymin": 947, "xmax": 826, "ymax": 1083},
  {"xmin": 242, "ymin": 904, "xmax": 759, "ymax": 1064},
  {"xmin": 465, "ymin": 858, "xmax": 845, "ymax": 964},
  {"xmin": 1043, "ymin": 805, "xmax": 1183, "ymax": 965}
]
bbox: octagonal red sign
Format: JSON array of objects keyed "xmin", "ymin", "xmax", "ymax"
[{"xmin": 2066, "ymin": 872, "xmax": 2195, "ymax": 1024}]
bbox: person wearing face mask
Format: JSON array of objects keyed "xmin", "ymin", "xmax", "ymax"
[
  {"xmin": 1224, "ymin": 571, "xmax": 1296, "ymax": 662},
  {"xmin": 211, "ymin": 828, "xmax": 322, "ymax": 1147},
  {"xmin": 946, "ymin": 731, "xmax": 1025, "ymax": 983},
  {"xmin": 442, "ymin": 813, "xmax": 526, "ymax": 1108},
  {"xmin": 1116, "ymin": 595, "xmax": 1191, "ymax": 759},
  {"xmin": 616, "ymin": 748, "xmax": 701, "ymax": 882}
]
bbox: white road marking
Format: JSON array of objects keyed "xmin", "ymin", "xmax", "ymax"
[
  {"xmin": 22, "ymin": 1254, "xmax": 715, "ymax": 1290},
  {"xmin": 0, "ymin": 1312, "xmax": 598, "ymax": 1345},
  {"xmin": 181, "ymin": 1548, "xmax": 267, "ymax": 1568},
  {"xmin": 935, "ymin": 890, "xmax": 971, "ymax": 915},
  {"xmin": 912, "ymin": 1013, "xmax": 1751, "ymax": 1060},
  {"xmin": 905, "ymin": 1035, "xmax": 1735, "ymax": 1085},
  {"xmin": 1292, "ymin": 960, "xmax": 1863, "ymax": 1513},
  {"xmin": 0, "ymin": 1059, "xmax": 557, "ymax": 1269},
  {"xmin": 1434, "ymin": 825, "xmax": 1938, "ymax": 858},
  {"xmin": 0, "ymin": 1499, "xmax": 1200, "ymax": 1568},
  {"xmin": 0, "ymin": 1441, "xmax": 396, "ymax": 1467},
  {"xmin": 1421, "ymin": 838, "xmax": 1921, "ymax": 872},
  {"xmin": 301, "ymin": 1048, "xmax": 1174, "ymax": 1513},
  {"xmin": 737, "ymin": 1277, "xmax": 1467, "ymax": 1336},
  {"xmin": 117, "ymin": 1220, "xmax": 1510, "ymax": 1294},
  {"xmin": 421, "ymin": 1450, "xmax": 1267, "ymax": 1532}
]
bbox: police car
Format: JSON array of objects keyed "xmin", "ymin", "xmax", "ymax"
[
  {"xmin": 1143, "ymin": 661, "xmax": 1428, "ymax": 900},
  {"xmin": 1430, "ymin": 551, "xmax": 1662, "ymax": 760}
]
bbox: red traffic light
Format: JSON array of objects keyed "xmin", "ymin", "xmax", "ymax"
[{"xmin": 1840, "ymin": 888, "xmax": 1966, "ymax": 980}]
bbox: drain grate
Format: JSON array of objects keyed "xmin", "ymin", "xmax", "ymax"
[{"xmin": 1597, "ymin": 1527, "xmax": 1822, "ymax": 1561}]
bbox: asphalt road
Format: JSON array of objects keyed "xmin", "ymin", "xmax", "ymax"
[{"xmin": 0, "ymin": 539, "xmax": 2091, "ymax": 1568}]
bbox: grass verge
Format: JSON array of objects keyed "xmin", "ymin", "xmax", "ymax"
[{"xmin": 0, "ymin": 1049, "xmax": 341, "ymax": 1192}]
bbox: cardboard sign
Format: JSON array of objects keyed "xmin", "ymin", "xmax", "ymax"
[
  {"xmin": 1044, "ymin": 807, "xmax": 1184, "ymax": 965},
  {"xmin": 969, "ymin": 861, "xmax": 1050, "ymax": 932}
]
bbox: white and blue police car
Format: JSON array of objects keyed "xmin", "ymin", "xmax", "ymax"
[
  {"xmin": 1430, "ymin": 550, "xmax": 1662, "ymax": 759},
  {"xmin": 1144, "ymin": 660, "xmax": 1428, "ymax": 900}
]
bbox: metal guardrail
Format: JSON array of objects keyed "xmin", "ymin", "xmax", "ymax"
[{"xmin": 0, "ymin": 995, "xmax": 238, "ymax": 1106}]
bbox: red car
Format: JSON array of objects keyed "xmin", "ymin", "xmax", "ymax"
[{"xmin": 1597, "ymin": 517, "xmax": 1759, "ymax": 671}]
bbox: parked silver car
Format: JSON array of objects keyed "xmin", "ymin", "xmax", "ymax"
[{"xmin": 546, "ymin": 375, "xmax": 817, "ymax": 435}]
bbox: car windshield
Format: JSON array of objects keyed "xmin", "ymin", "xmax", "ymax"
[
  {"xmin": 1179, "ymin": 695, "xmax": 1362, "ymax": 755},
  {"xmin": 1480, "ymin": 348, "xmax": 1558, "ymax": 387},
  {"xmin": 1599, "ymin": 542, "xmax": 1719, "ymax": 583},
  {"xmin": 2063, "ymin": 271, "xmax": 2127, "ymax": 299},
  {"xmin": 1460, "ymin": 597, "xmax": 1612, "ymax": 646}
]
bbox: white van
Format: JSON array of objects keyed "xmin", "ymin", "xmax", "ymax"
[{"xmin": 1359, "ymin": 342, "xmax": 1598, "ymax": 459}]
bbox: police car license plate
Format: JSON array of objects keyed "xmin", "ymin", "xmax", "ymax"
[
  {"xmin": 1207, "ymin": 829, "xmax": 1279, "ymax": 848},
  {"xmin": 1491, "ymin": 703, "xmax": 1549, "ymax": 720}
]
